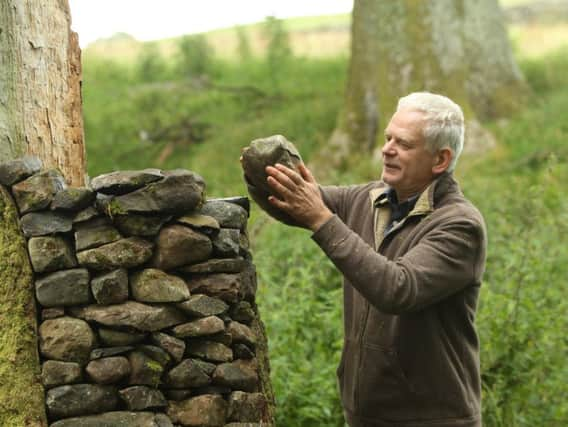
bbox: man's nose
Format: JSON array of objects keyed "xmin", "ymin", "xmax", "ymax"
[{"xmin": 382, "ymin": 140, "xmax": 396, "ymax": 156}]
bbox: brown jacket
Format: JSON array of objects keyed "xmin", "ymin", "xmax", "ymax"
[{"xmin": 313, "ymin": 173, "xmax": 486, "ymax": 427}]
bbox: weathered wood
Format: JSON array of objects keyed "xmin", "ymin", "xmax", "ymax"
[{"xmin": 0, "ymin": 0, "xmax": 86, "ymax": 186}]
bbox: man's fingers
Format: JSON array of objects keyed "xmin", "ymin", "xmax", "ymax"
[
  {"xmin": 266, "ymin": 165, "xmax": 297, "ymax": 191},
  {"xmin": 274, "ymin": 163, "xmax": 304, "ymax": 185},
  {"xmin": 299, "ymin": 163, "xmax": 316, "ymax": 184},
  {"xmin": 267, "ymin": 175, "xmax": 292, "ymax": 198}
]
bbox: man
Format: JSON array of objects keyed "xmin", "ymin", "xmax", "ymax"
[{"xmin": 262, "ymin": 92, "xmax": 486, "ymax": 426}]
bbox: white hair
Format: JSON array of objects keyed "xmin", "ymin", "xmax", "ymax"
[{"xmin": 397, "ymin": 92, "xmax": 465, "ymax": 172}]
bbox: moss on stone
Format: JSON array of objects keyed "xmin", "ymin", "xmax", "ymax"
[{"xmin": 0, "ymin": 186, "xmax": 47, "ymax": 426}]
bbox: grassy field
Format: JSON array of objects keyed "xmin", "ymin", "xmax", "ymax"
[{"xmin": 81, "ymin": 7, "xmax": 568, "ymax": 426}]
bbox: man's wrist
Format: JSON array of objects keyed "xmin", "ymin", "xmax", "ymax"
[{"xmin": 309, "ymin": 210, "xmax": 334, "ymax": 232}]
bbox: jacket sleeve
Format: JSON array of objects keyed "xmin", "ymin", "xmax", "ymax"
[{"xmin": 311, "ymin": 213, "xmax": 485, "ymax": 314}]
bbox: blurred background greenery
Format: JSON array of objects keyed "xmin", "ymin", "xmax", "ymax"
[{"xmin": 79, "ymin": 0, "xmax": 568, "ymax": 425}]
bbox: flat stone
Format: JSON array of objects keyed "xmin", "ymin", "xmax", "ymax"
[
  {"xmin": 46, "ymin": 384, "xmax": 119, "ymax": 420},
  {"xmin": 86, "ymin": 356, "xmax": 131, "ymax": 384},
  {"xmin": 233, "ymin": 344, "xmax": 255, "ymax": 360},
  {"xmin": 73, "ymin": 206, "xmax": 100, "ymax": 224},
  {"xmin": 207, "ymin": 331, "xmax": 233, "ymax": 347},
  {"xmin": 240, "ymin": 265, "xmax": 257, "ymax": 303},
  {"xmin": 178, "ymin": 258, "xmax": 248, "ymax": 274},
  {"xmin": 187, "ymin": 273, "xmax": 242, "ymax": 303},
  {"xmin": 98, "ymin": 328, "xmax": 146, "ymax": 346},
  {"xmin": 137, "ymin": 345, "xmax": 171, "ymax": 367},
  {"xmin": 90, "ymin": 169, "xmax": 164, "ymax": 195},
  {"xmin": 167, "ymin": 394, "xmax": 227, "ymax": 427},
  {"xmin": 90, "ymin": 346, "xmax": 134, "ymax": 360},
  {"xmin": 210, "ymin": 196, "xmax": 250, "ymax": 216},
  {"xmin": 52, "ymin": 187, "xmax": 95, "ymax": 211},
  {"xmin": 91, "ymin": 269, "xmax": 129, "ymax": 305},
  {"xmin": 212, "ymin": 228, "xmax": 241, "ymax": 258},
  {"xmin": 20, "ymin": 211, "xmax": 72, "ymax": 237},
  {"xmin": 70, "ymin": 301, "xmax": 186, "ymax": 332},
  {"xmin": 41, "ymin": 307, "xmax": 65, "ymax": 320},
  {"xmin": 119, "ymin": 386, "xmax": 167, "ymax": 411},
  {"xmin": 28, "ymin": 236, "xmax": 76, "ymax": 273},
  {"xmin": 152, "ymin": 225, "xmax": 212, "ymax": 271},
  {"xmin": 12, "ymin": 169, "xmax": 66, "ymax": 214},
  {"xmin": 176, "ymin": 295, "xmax": 229, "ymax": 318},
  {"xmin": 41, "ymin": 360, "xmax": 82, "ymax": 388},
  {"xmin": 176, "ymin": 213, "xmax": 220, "ymax": 234},
  {"xmin": 76, "ymin": 237, "xmax": 153, "ymax": 270},
  {"xmin": 165, "ymin": 358, "xmax": 216, "ymax": 389},
  {"xmin": 50, "ymin": 412, "xmax": 174, "ymax": 427},
  {"xmin": 0, "ymin": 155, "xmax": 42, "ymax": 186},
  {"xmin": 130, "ymin": 268, "xmax": 189, "ymax": 303},
  {"xmin": 172, "ymin": 316, "xmax": 225, "ymax": 338},
  {"xmin": 151, "ymin": 332, "xmax": 185, "ymax": 362},
  {"xmin": 74, "ymin": 217, "xmax": 122, "ymax": 251},
  {"xmin": 113, "ymin": 213, "xmax": 171, "ymax": 237},
  {"xmin": 229, "ymin": 302, "xmax": 255, "ymax": 325},
  {"xmin": 35, "ymin": 268, "xmax": 90, "ymax": 307},
  {"xmin": 102, "ymin": 170, "xmax": 205, "ymax": 215},
  {"xmin": 128, "ymin": 351, "xmax": 164, "ymax": 387},
  {"xmin": 186, "ymin": 341, "xmax": 233, "ymax": 363},
  {"xmin": 213, "ymin": 359, "xmax": 259, "ymax": 392},
  {"xmin": 228, "ymin": 321, "xmax": 257, "ymax": 348},
  {"xmin": 228, "ymin": 391, "xmax": 266, "ymax": 423},
  {"xmin": 199, "ymin": 200, "xmax": 248, "ymax": 230}
]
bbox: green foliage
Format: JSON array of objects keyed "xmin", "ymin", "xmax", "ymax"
[
  {"xmin": 81, "ymin": 42, "xmax": 568, "ymax": 426},
  {"xmin": 263, "ymin": 16, "xmax": 293, "ymax": 89},
  {"xmin": 175, "ymin": 34, "xmax": 215, "ymax": 77},
  {"xmin": 235, "ymin": 26, "xmax": 253, "ymax": 61},
  {"xmin": 136, "ymin": 42, "xmax": 168, "ymax": 82}
]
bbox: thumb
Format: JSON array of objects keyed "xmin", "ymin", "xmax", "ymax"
[{"xmin": 299, "ymin": 163, "xmax": 316, "ymax": 184}]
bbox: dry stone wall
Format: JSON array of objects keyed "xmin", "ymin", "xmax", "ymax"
[{"xmin": 0, "ymin": 156, "xmax": 273, "ymax": 427}]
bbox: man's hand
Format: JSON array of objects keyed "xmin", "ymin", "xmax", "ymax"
[{"xmin": 265, "ymin": 163, "xmax": 333, "ymax": 232}]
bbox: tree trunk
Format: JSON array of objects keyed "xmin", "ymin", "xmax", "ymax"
[
  {"xmin": 0, "ymin": 0, "xmax": 86, "ymax": 186},
  {"xmin": 328, "ymin": 0, "xmax": 528, "ymax": 164},
  {"xmin": 0, "ymin": 1, "xmax": 85, "ymax": 424}
]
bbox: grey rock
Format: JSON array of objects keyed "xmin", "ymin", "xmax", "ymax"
[
  {"xmin": 74, "ymin": 217, "xmax": 122, "ymax": 251},
  {"xmin": 178, "ymin": 258, "xmax": 248, "ymax": 274},
  {"xmin": 176, "ymin": 213, "xmax": 220, "ymax": 235},
  {"xmin": 90, "ymin": 169, "xmax": 164, "ymax": 195},
  {"xmin": 119, "ymin": 386, "xmax": 167, "ymax": 410},
  {"xmin": 228, "ymin": 321, "xmax": 257, "ymax": 348},
  {"xmin": 228, "ymin": 391, "xmax": 266, "ymax": 422},
  {"xmin": 167, "ymin": 394, "xmax": 227, "ymax": 427},
  {"xmin": 207, "ymin": 331, "xmax": 233, "ymax": 347},
  {"xmin": 35, "ymin": 268, "xmax": 90, "ymax": 307},
  {"xmin": 12, "ymin": 169, "xmax": 66, "ymax": 214},
  {"xmin": 0, "ymin": 155, "xmax": 42, "ymax": 186},
  {"xmin": 41, "ymin": 307, "xmax": 65, "ymax": 320},
  {"xmin": 128, "ymin": 351, "xmax": 164, "ymax": 387},
  {"xmin": 176, "ymin": 295, "xmax": 229, "ymax": 318},
  {"xmin": 152, "ymin": 225, "xmax": 212, "ymax": 271},
  {"xmin": 70, "ymin": 301, "xmax": 186, "ymax": 332},
  {"xmin": 113, "ymin": 213, "xmax": 171, "ymax": 237},
  {"xmin": 41, "ymin": 360, "xmax": 82, "ymax": 388},
  {"xmin": 90, "ymin": 346, "xmax": 134, "ymax": 360},
  {"xmin": 199, "ymin": 200, "xmax": 248, "ymax": 230},
  {"xmin": 151, "ymin": 332, "xmax": 186, "ymax": 363},
  {"xmin": 52, "ymin": 187, "xmax": 95, "ymax": 211},
  {"xmin": 213, "ymin": 359, "xmax": 259, "ymax": 392},
  {"xmin": 233, "ymin": 344, "xmax": 255, "ymax": 360},
  {"xmin": 240, "ymin": 264, "xmax": 257, "ymax": 303},
  {"xmin": 193, "ymin": 385, "xmax": 232, "ymax": 396},
  {"xmin": 102, "ymin": 170, "xmax": 205, "ymax": 215},
  {"xmin": 229, "ymin": 301, "xmax": 256, "ymax": 325},
  {"xmin": 130, "ymin": 268, "xmax": 189, "ymax": 303},
  {"xmin": 187, "ymin": 273, "xmax": 242, "ymax": 303},
  {"xmin": 212, "ymin": 228, "xmax": 241, "ymax": 258},
  {"xmin": 137, "ymin": 345, "xmax": 172, "ymax": 367},
  {"xmin": 91, "ymin": 269, "xmax": 129, "ymax": 305},
  {"xmin": 172, "ymin": 316, "xmax": 225, "ymax": 338},
  {"xmin": 98, "ymin": 328, "xmax": 146, "ymax": 346},
  {"xmin": 73, "ymin": 206, "xmax": 100, "ymax": 224},
  {"xmin": 210, "ymin": 196, "xmax": 250, "ymax": 216},
  {"xmin": 165, "ymin": 358, "xmax": 215, "ymax": 389},
  {"xmin": 165, "ymin": 389, "xmax": 193, "ymax": 401},
  {"xmin": 28, "ymin": 236, "xmax": 76, "ymax": 273},
  {"xmin": 50, "ymin": 411, "xmax": 173, "ymax": 427},
  {"xmin": 241, "ymin": 134, "xmax": 302, "ymax": 225},
  {"xmin": 76, "ymin": 237, "xmax": 153, "ymax": 270},
  {"xmin": 20, "ymin": 210, "xmax": 72, "ymax": 237},
  {"xmin": 186, "ymin": 341, "xmax": 233, "ymax": 363},
  {"xmin": 46, "ymin": 384, "xmax": 119, "ymax": 420},
  {"xmin": 86, "ymin": 357, "xmax": 131, "ymax": 384}
]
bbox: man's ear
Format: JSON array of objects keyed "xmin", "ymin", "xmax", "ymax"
[{"xmin": 432, "ymin": 148, "xmax": 452, "ymax": 174}]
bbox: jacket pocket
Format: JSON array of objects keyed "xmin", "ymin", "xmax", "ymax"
[
  {"xmin": 337, "ymin": 339, "xmax": 356, "ymax": 412},
  {"xmin": 357, "ymin": 343, "xmax": 417, "ymax": 420}
]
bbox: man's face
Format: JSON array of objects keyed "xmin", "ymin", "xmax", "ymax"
[{"xmin": 381, "ymin": 108, "xmax": 438, "ymax": 200}]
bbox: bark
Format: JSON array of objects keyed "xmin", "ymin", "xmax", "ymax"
[
  {"xmin": 329, "ymin": 0, "xmax": 528, "ymax": 163},
  {"xmin": 0, "ymin": 0, "xmax": 86, "ymax": 186}
]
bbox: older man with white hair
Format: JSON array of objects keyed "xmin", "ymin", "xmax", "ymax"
[{"xmin": 261, "ymin": 92, "xmax": 487, "ymax": 426}]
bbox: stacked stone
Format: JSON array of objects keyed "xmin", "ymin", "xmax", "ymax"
[{"xmin": 0, "ymin": 157, "xmax": 269, "ymax": 427}]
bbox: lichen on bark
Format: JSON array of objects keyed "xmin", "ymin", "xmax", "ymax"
[{"xmin": 0, "ymin": 185, "xmax": 47, "ymax": 426}]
